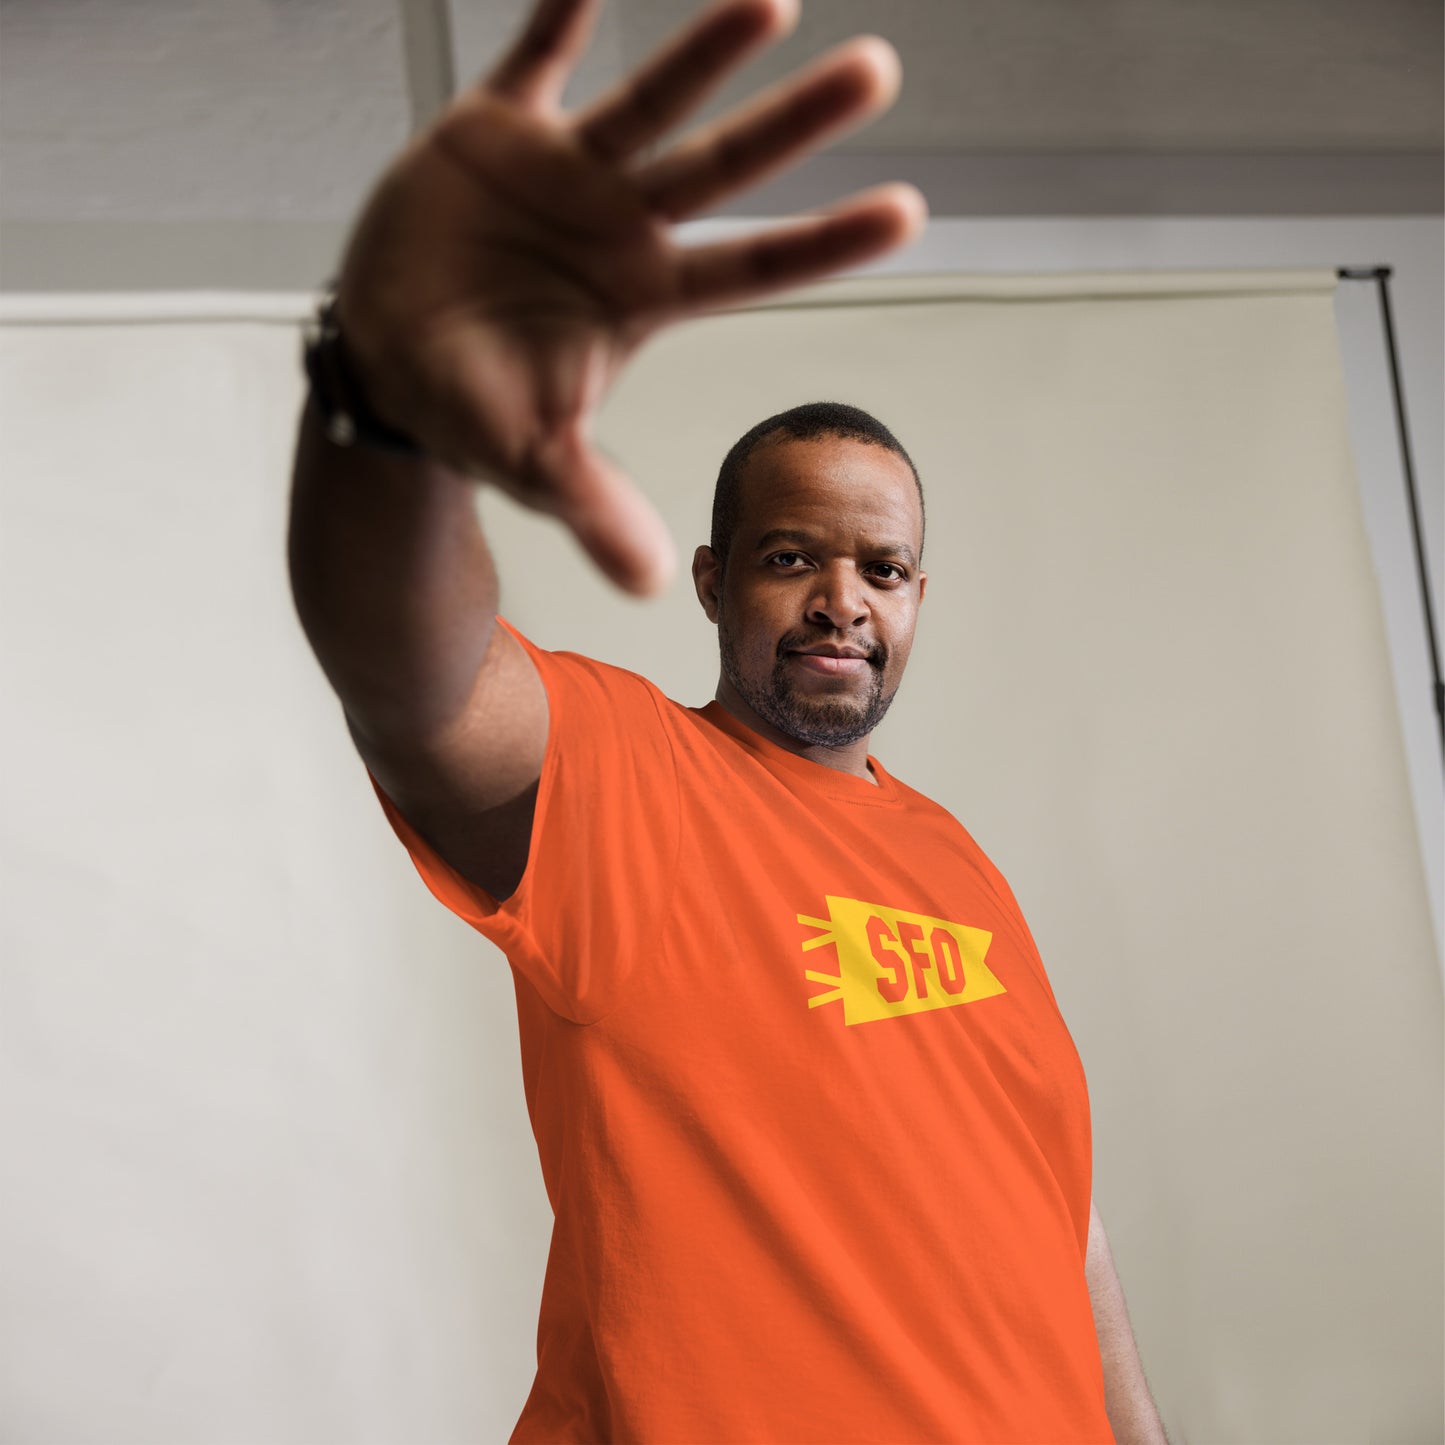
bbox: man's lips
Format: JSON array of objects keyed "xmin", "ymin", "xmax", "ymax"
[{"xmin": 788, "ymin": 651, "xmax": 871, "ymax": 676}]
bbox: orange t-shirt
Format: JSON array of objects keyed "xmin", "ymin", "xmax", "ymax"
[{"xmin": 365, "ymin": 616, "xmax": 1114, "ymax": 1445}]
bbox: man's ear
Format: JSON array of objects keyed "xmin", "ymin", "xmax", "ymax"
[{"xmin": 692, "ymin": 544, "xmax": 723, "ymax": 623}]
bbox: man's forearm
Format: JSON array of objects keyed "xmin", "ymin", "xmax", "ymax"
[
  {"xmin": 286, "ymin": 396, "xmax": 501, "ymax": 745},
  {"xmin": 1086, "ymin": 1200, "xmax": 1169, "ymax": 1445}
]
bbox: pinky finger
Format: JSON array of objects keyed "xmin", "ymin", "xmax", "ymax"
[{"xmin": 673, "ymin": 183, "xmax": 927, "ymax": 314}]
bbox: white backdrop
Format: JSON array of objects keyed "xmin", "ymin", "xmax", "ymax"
[{"xmin": 2, "ymin": 271, "xmax": 1440, "ymax": 1444}]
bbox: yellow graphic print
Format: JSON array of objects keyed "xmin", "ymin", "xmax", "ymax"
[{"xmin": 798, "ymin": 895, "xmax": 1006, "ymax": 1026}]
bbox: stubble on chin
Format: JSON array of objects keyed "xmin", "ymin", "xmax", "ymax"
[
  {"xmin": 737, "ymin": 651, "xmax": 889, "ymax": 749},
  {"xmin": 717, "ymin": 610, "xmax": 895, "ymax": 748}
]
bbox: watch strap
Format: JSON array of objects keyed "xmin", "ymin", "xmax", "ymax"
[{"xmin": 302, "ymin": 292, "xmax": 424, "ymax": 458}]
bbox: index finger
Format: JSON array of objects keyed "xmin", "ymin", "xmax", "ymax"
[{"xmin": 484, "ymin": 0, "xmax": 603, "ymax": 111}]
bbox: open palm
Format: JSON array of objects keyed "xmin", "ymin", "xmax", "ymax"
[{"xmin": 335, "ymin": 0, "xmax": 926, "ymax": 595}]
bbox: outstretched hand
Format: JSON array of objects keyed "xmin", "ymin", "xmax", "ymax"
[{"xmin": 334, "ymin": 0, "xmax": 926, "ymax": 596}]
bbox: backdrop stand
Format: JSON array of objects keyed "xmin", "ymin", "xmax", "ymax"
[{"xmin": 1338, "ymin": 264, "xmax": 1443, "ymax": 767}]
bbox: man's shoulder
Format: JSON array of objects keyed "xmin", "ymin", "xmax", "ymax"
[
  {"xmin": 497, "ymin": 615, "xmax": 674, "ymax": 704},
  {"xmin": 881, "ymin": 771, "xmax": 1007, "ymax": 867}
]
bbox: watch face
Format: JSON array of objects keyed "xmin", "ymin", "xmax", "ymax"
[
  {"xmin": 305, "ymin": 293, "xmax": 330, "ymax": 334},
  {"xmin": 302, "ymin": 297, "xmax": 421, "ymax": 457},
  {"xmin": 303, "ymin": 293, "xmax": 339, "ymax": 343},
  {"xmin": 303, "ymin": 327, "xmax": 350, "ymax": 445}
]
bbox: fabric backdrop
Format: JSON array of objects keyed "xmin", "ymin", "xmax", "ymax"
[{"xmin": 2, "ymin": 271, "xmax": 1439, "ymax": 1444}]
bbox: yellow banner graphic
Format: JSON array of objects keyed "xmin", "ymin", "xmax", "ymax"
[{"xmin": 798, "ymin": 895, "xmax": 1005, "ymax": 1026}]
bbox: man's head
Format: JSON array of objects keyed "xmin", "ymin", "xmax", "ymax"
[{"xmin": 692, "ymin": 402, "xmax": 927, "ymax": 755}]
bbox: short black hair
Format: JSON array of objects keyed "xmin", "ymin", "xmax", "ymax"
[{"xmin": 709, "ymin": 401, "xmax": 925, "ymax": 573}]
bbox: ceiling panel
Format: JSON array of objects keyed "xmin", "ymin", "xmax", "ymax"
[
  {"xmin": 452, "ymin": 0, "xmax": 1443, "ymax": 153},
  {"xmin": 0, "ymin": 0, "xmax": 412, "ymax": 223},
  {"xmin": 0, "ymin": 0, "xmax": 1438, "ymax": 241}
]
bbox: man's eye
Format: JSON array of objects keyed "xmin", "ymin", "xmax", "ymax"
[{"xmin": 770, "ymin": 554, "xmax": 906, "ymax": 581}]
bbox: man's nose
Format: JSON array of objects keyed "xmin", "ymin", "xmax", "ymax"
[{"xmin": 803, "ymin": 565, "xmax": 868, "ymax": 630}]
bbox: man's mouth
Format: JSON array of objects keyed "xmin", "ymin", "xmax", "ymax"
[{"xmin": 789, "ymin": 652, "xmax": 870, "ymax": 676}]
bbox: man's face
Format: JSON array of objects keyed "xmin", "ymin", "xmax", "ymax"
[{"xmin": 693, "ymin": 433, "xmax": 927, "ymax": 751}]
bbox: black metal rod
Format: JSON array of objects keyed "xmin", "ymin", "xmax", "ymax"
[{"xmin": 1337, "ymin": 264, "xmax": 1445, "ymax": 771}]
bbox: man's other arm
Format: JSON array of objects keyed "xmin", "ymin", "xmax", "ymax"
[{"xmin": 1087, "ymin": 1198, "xmax": 1169, "ymax": 1445}]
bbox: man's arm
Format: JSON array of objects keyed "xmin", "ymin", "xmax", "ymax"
[
  {"xmin": 288, "ymin": 0, "xmax": 926, "ymax": 894},
  {"xmin": 1086, "ymin": 1198, "xmax": 1169, "ymax": 1445}
]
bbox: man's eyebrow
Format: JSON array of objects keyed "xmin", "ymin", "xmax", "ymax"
[{"xmin": 753, "ymin": 528, "xmax": 918, "ymax": 569}]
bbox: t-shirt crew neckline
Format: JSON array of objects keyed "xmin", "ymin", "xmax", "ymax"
[{"xmin": 697, "ymin": 699, "xmax": 906, "ymax": 808}]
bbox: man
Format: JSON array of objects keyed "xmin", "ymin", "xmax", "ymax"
[{"xmin": 287, "ymin": 0, "xmax": 1168, "ymax": 1439}]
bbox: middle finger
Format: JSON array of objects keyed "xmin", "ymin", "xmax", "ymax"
[
  {"xmin": 573, "ymin": 0, "xmax": 798, "ymax": 163},
  {"xmin": 632, "ymin": 35, "xmax": 901, "ymax": 222}
]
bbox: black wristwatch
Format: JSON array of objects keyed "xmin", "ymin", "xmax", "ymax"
[{"xmin": 302, "ymin": 290, "xmax": 424, "ymax": 458}]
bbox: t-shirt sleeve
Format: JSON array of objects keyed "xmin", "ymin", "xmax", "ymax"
[{"xmin": 362, "ymin": 615, "xmax": 681, "ymax": 1025}]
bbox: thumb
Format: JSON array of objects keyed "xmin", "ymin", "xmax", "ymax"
[{"xmin": 533, "ymin": 429, "xmax": 678, "ymax": 598}]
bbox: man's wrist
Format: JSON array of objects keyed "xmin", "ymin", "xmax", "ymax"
[{"xmin": 302, "ymin": 291, "xmax": 425, "ymax": 458}]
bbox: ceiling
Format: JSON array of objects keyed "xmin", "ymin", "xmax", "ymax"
[
  {"xmin": 452, "ymin": 0, "xmax": 1444, "ymax": 152},
  {"xmin": 0, "ymin": 0, "xmax": 1439, "ymax": 288}
]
